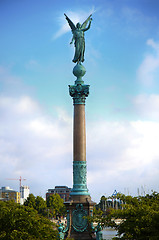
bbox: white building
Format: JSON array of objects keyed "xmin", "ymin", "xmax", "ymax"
[{"xmin": 20, "ymin": 185, "xmax": 30, "ymax": 204}]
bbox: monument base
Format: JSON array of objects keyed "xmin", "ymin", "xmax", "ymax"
[{"xmin": 64, "ymin": 196, "xmax": 96, "ymax": 240}]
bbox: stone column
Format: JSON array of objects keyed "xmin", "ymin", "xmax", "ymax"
[
  {"xmin": 64, "ymin": 63, "xmax": 95, "ymax": 240},
  {"xmin": 69, "ymin": 64, "xmax": 90, "ymax": 201}
]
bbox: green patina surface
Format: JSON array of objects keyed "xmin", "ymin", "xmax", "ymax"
[
  {"xmin": 64, "ymin": 13, "xmax": 92, "ymax": 64},
  {"xmin": 69, "ymin": 63, "xmax": 90, "ymax": 105},
  {"xmin": 72, "ymin": 204, "xmax": 88, "ymax": 232},
  {"xmin": 69, "ymin": 84, "xmax": 89, "ymax": 105},
  {"xmin": 70, "ymin": 161, "xmax": 89, "ymax": 196}
]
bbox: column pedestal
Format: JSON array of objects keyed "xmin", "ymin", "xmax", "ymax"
[{"xmin": 65, "ymin": 200, "xmax": 95, "ymax": 240}]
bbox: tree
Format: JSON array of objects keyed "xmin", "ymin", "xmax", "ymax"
[
  {"xmin": 24, "ymin": 194, "xmax": 47, "ymax": 217},
  {"xmin": 24, "ymin": 194, "xmax": 36, "ymax": 208},
  {"xmin": 100, "ymin": 195, "xmax": 107, "ymax": 201},
  {"xmin": 46, "ymin": 194, "xmax": 66, "ymax": 218},
  {"xmin": 94, "ymin": 192, "xmax": 159, "ymax": 240},
  {"xmin": 35, "ymin": 196, "xmax": 47, "ymax": 216},
  {"xmin": 0, "ymin": 200, "xmax": 58, "ymax": 239}
]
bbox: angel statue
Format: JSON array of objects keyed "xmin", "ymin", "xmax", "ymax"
[{"xmin": 64, "ymin": 13, "xmax": 92, "ymax": 63}]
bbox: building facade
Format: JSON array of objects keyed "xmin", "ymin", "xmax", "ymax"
[
  {"xmin": 0, "ymin": 186, "xmax": 20, "ymax": 203},
  {"xmin": 46, "ymin": 186, "xmax": 71, "ymax": 202},
  {"xmin": 20, "ymin": 185, "xmax": 30, "ymax": 204}
]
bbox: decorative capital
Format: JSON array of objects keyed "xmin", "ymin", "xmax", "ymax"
[{"xmin": 69, "ymin": 84, "xmax": 90, "ymax": 104}]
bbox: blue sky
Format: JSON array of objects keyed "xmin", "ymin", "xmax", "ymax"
[{"xmin": 1, "ymin": 0, "xmax": 159, "ymax": 202}]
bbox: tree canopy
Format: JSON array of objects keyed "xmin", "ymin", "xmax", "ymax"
[
  {"xmin": 24, "ymin": 194, "xmax": 47, "ymax": 217},
  {"xmin": 93, "ymin": 192, "xmax": 159, "ymax": 240},
  {"xmin": 24, "ymin": 193, "xmax": 66, "ymax": 219},
  {"xmin": 46, "ymin": 193, "xmax": 66, "ymax": 218},
  {"xmin": 112, "ymin": 192, "xmax": 159, "ymax": 239},
  {"xmin": 0, "ymin": 200, "xmax": 58, "ymax": 239}
]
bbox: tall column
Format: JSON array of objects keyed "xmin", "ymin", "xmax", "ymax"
[
  {"xmin": 69, "ymin": 64, "xmax": 90, "ymax": 200},
  {"xmin": 64, "ymin": 63, "xmax": 95, "ymax": 240}
]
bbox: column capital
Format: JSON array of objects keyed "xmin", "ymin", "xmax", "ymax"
[{"xmin": 69, "ymin": 84, "xmax": 90, "ymax": 104}]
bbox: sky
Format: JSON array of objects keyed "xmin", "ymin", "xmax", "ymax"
[{"xmin": 1, "ymin": 0, "xmax": 159, "ymax": 202}]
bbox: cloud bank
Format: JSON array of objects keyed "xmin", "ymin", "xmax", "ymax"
[
  {"xmin": 1, "ymin": 67, "xmax": 159, "ymax": 201},
  {"xmin": 137, "ymin": 39, "xmax": 159, "ymax": 86}
]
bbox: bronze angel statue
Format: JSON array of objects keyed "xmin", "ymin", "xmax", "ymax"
[{"xmin": 64, "ymin": 13, "xmax": 92, "ymax": 63}]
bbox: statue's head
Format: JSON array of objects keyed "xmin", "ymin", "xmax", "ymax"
[{"xmin": 76, "ymin": 22, "xmax": 81, "ymax": 28}]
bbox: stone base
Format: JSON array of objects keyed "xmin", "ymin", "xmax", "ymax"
[
  {"xmin": 70, "ymin": 194, "xmax": 91, "ymax": 203},
  {"xmin": 68, "ymin": 229, "xmax": 95, "ymax": 240},
  {"xmin": 64, "ymin": 195, "xmax": 96, "ymax": 240}
]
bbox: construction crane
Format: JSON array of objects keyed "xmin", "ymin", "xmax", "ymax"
[{"xmin": 6, "ymin": 176, "xmax": 26, "ymax": 198}]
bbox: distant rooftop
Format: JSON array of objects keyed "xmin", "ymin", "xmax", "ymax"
[{"xmin": 1, "ymin": 186, "xmax": 16, "ymax": 192}]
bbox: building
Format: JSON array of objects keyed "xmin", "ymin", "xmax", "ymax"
[
  {"xmin": 96, "ymin": 196, "xmax": 125, "ymax": 213},
  {"xmin": 0, "ymin": 186, "xmax": 20, "ymax": 203},
  {"xmin": 46, "ymin": 186, "xmax": 71, "ymax": 202},
  {"xmin": 20, "ymin": 185, "xmax": 30, "ymax": 204}
]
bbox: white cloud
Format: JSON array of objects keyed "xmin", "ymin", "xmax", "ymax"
[
  {"xmin": 1, "ymin": 67, "xmax": 159, "ymax": 202},
  {"xmin": 0, "ymin": 92, "xmax": 159, "ymax": 201},
  {"xmin": 147, "ymin": 39, "xmax": 159, "ymax": 52},
  {"xmin": 0, "ymin": 96, "xmax": 40, "ymax": 115},
  {"xmin": 137, "ymin": 39, "xmax": 159, "ymax": 85},
  {"xmin": 87, "ymin": 120, "xmax": 159, "ymax": 200},
  {"xmin": 53, "ymin": 8, "xmax": 96, "ymax": 40},
  {"xmin": 0, "ymin": 93, "xmax": 73, "ymax": 195},
  {"xmin": 132, "ymin": 94, "xmax": 159, "ymax": 120}
]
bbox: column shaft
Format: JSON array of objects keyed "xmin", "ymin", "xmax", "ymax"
[{"xmin": 73, "ymin": 104, "xmax": 86, "ymax": 162}]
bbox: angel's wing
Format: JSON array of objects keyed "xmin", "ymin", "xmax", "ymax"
[
  {"xmin": 81, "ymin": 14, "xmax": 92, "ymax": 29},
  {"xmin": 64, "ymin": 13, "xmax": 76, "ymax": 31}
]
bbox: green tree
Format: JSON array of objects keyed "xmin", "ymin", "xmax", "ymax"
[
  {"xmin": 46, "ymin": 194, "xmax": 66, "ymax": 218},
  {"xmin": 24, "ymin": 194, "xmax": 36, "ymax": 208},
  {"xmin": 35, "ymin": 196, "xmax": 47, "ymax": 216},
  {"xmin": 24, "ymin": 194, "xmax": 47, "ymax": 217},
  {"xmin": 95, "ymin": 192, "xmax": 159, "ymax": 240},
  {"xmin": 100, "ymin": 195, "xmax": 107, "ymax": 201},
  {"xmin": 0, "ymin": 200, "xmax": 58, "ymax": 239}
]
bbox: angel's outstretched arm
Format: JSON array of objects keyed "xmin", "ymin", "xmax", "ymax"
[{"xmin": 83, "ymin": 18, "xmax": 92, "ymax": 32}]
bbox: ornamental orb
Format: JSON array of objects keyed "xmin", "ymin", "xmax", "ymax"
[{"xmin": 73, "ymin": 64, "xmax": 86, "ymax": 78}]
